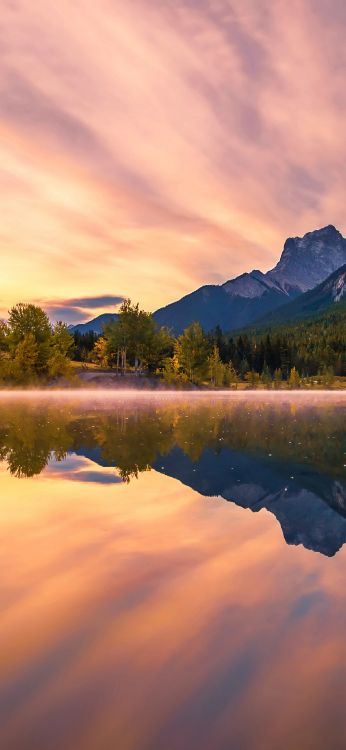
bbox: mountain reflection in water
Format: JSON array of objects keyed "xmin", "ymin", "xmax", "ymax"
[
  {"xmin": 3, "ymin": 392, "xmax": 346, "ymax": 750},
  {"xmin": 1, "ymin": 393, "xmax": 346, "ymax": 556}
]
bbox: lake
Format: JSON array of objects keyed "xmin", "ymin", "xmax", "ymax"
[{"xmin": 1, "ymin": 390, "xmax": 346, "ymax": 750}]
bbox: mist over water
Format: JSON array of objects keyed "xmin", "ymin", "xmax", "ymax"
[{"xmin": 1, "ymin": 391, "xmax": 346, "ymax": 749}]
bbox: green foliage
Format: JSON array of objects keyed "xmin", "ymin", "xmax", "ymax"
[
  {"xmin": 225, "ymin": 360, "xmax": 239, "ymax": 388},
  {"xmin": 51, "ymin": 322, "xmax": 74, "ymax": 357},
  {"xmin": 98, "ymin": 298, "xmax": 346, "ymax": 387},
  {"xmin": 208, "ymin": 344, "xmax": 225, "ymax": 386},
  {"xmin": 2, "ymin": 398, "xmax": 346, "ymax": 483},
  {"xmin": 91, "ymin": 336, "xmax": 109, "ymax": 367},
  {"xmin": 2, "ymin": 296, "xmax": 344, "ymax": 387},
  {"xmin": 7, "ymin": 303, "xmax": 52, "ymax": 375},
  {"xmin": 9, "ymin": 333, "xmax": 39, "ymax": 384},
  {"xmin": 288, "ymin": 366, "xmax": 300, "ymax": 388},
  {"xmin": 0, "ymin": 304, "xmax": 74, "ymax": 385},
  {"xmin": 47, "ymin": 322, "xmax": 74, "ymax": 379},
  {"xmin": 244, "ymin": 370, "xmax": 261, "ymax": 388},
  {"xmin": 47, "ymin": 351, "xmax": 72, "ymax": 379},
  {"xmin": 319, "ymin": 366, "xmax": 335, "ymax": 387},
  {"xmin": 208, "ymin": 345, "xmax": 238, "ymax": 387},
  {"xmin": 73, "ymin": 330, "xmax": 98, "ymax": 361},
  {"xmin": 175, "ymin": 322, "xmax": 210, "ymax": 384},
  {"xmin": 8, "ymin": 303, "xmax": 51, "ymax": 345},
  {"xmin": 159, "ymin": 355, "xmax": 188, "ymax": 385},
  {"xmin": 233, "ymin": 303, "xmax": 346, "ymax": 378},
  {"xmin": 261, "ymin": 362, "xmax": 272, "ymax": 387},
  {"xmin": 104, "ymin": 299, "xmax": 172, "ymax": 373},
  {"xmin": 0, "ymin": 321, "xmax": 8, "ymax": 351},
  {"xmin": 273, "ymin": 368, "xmax": 283, "ymax": 388}
]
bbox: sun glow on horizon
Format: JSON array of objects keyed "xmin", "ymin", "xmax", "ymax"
[{"xmin": 1, "ymin": 1, "xmax": 346, "ymax": 320}]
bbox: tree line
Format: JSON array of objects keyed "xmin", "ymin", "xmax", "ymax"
[
  {"xmin": 1, "ymin": 298, "xmax": 344, "ymax": 386},
  {"xmin": 79, "ymin": 298, "xmax": 346, "ymax": 386},
  {"xmin": 0, "ymin": 303, "xmax": 74, "ymax": 384},
  {"xmin": 1, "ymin": 398, "xmax": 345, "ymax": 479}
]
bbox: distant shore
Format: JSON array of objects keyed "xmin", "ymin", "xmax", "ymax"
[{"xmin": 68, "ymin": 366, "xmax": 346, "ymax": 390}]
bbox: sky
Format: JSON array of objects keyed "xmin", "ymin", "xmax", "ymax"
[{"xmin": 1, "ymin": 0, "xmax": 346, "ymax": 323}]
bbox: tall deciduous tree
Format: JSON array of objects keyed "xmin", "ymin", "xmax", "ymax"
[
  {"xmin": 7, "ymin": 303, "xmax": 52, "ymax": 376},
  {"xmin": 104, "ymin": 299, "xmax": 172, "ymax": 373},
  {"xmin": 92, "ymin": 336, "xmax": 109, "ymax": 367},
  {"xmin": 208, "ymin": 344, "xmax": 226, "ymax": 387},
  {"xmin": 175, "ymin": 322, "xmax": 210, "ymax": 383},
  {"xmin": 10, "ymin": 333, "xmax": 39, "ymax": 383},
  {"xmin": 8, "ymin": 304, "xmax": 51, "ymax": 345},
  {"xmin": 47, "ymin": 323, "xmax": 74, "ymax": 379},
  {"xmin": 0, "ymin": 304, "xmax": 74, "ymax": 383}
]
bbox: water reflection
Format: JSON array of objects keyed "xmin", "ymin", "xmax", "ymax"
[
  {"xmin": 0, "ymin": 394, "xmax": 345, "ymax": 555},
  {"xmin": 1, "ymin": 393, "xmax": 346, "ymax": 750}
]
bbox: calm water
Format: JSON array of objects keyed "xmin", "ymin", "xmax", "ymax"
[{"xmin": 1, "ymin": 391, "xmax": 346, "ymax": 750}]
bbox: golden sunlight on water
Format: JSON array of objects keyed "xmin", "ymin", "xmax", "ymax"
[{"xmin": 1, "ymin": 393, "xmax": 346, "ymax": 749}]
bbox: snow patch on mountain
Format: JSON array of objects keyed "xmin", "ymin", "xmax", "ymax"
[
  {"xmin": 332, "ymin": 271, "xmax": 346, "ymax": 302},
  {"xmin": 222, "ymin": 270, "xmax": 288, "ymax": 298}
]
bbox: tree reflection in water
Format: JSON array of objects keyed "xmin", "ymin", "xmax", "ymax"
[{"xmin": 1, "ymin": 395, "xmax": 346, "ymax": 555}]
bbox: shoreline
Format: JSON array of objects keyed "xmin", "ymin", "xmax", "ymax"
[
  {"xmin": 0, "ymin": 388, "xmax": 346, "ymax": 397},
  {"xmin": 1, "ymin": 372, "xmax": 346, "ymax": 392}
]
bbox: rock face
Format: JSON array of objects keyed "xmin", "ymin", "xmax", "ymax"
[
  {"xmin": 267, "ymin": 225, "xmax": 346, "ymax": 293},
  {"xmin": 153, "ymin": 225, "xmax": 346, "ymax": 333},
  {"xmin": 257, "ymin": 262, "xmax": 346, "ymax": 327},
  {"xmin": 70, "ymin": 225, "xmax": 346, "ymax": 335},
  {"xmin": 332, "ymin": 268, "xmax": 346, "ymax": 303},
  {"xmin": 156, "ymin": 281, "xmax": 293, "ymax": 334}
]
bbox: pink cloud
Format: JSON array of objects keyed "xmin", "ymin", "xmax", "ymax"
[{"xmin": 1, "ymin": 0, "xmax": 346, "ymax": 313}]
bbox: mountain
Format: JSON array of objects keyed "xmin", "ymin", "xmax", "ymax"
[
  {"xmin": 255, "ymin": 263, "xmax": 346, "ymax": 328},
  {"xmin": 153, "ymin": 225, "xmax": 346, "ymax": 334},
  {"xmin": 70, "ymin": 313, "xmax": 118, "ymax": 335},
  {"xmin": 71, "ymin": 443, "xmax": 346, "ymax": 557},
  {"xmin": 153, "ymin": 272, "xmax": 296, "ymax": 334},
  {"xmin": 266, "ymin": 224, "xmax": 346, "ymax": 293},
  {"xmin": 153, "ymin": 447, "xmax": 346, "ymax": 557},
  {"xmin": 69, "ymin": 225, "xmax": 346, "ymax": 335}
]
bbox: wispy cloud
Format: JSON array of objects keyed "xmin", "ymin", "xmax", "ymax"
[
  {"xmin": 1, "ymin": 0, "xmax": 346, "ymax": 312},
  {"xmin": 61, "ymin": 295, "xmax": 125, "ymax": 309},
  {"xmin": 41, "ymin": 295, "xmax": 125, "ymax": 323}
]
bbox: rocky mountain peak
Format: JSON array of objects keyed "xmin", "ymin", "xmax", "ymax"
[
  {"xmin": 75, "ymin": 224, "xmax": 346, "ymax": 335},
  {"xmin": 267, "ymin": 225, "xmax": 346, "ymax": 293}
]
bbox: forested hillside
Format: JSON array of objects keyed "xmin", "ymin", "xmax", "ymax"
[{"xmin": 228, "ymin": 301, "xmax": 346, "ymax": 378}]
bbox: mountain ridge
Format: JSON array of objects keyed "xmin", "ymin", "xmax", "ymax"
[
  {"xmin": 153, "ymin": 224, "xmax": 346, "ymax": 333},
  {"xmin": 253, "ymin": 263, "xmax": 346, "ymax": 329},
  {"xmin": 71, "ymin": 225, "xmax": 346, "ymax": 335},
  {"xmin": 69, "ymin": 312, "xmax": 118, "ymax": 335}
]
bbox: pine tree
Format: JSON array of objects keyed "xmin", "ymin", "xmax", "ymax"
[
  {"xmin": 176, "ymin": 322, "xmax": 210, "ymax": 383},
  {"xmin": 261, "ymin": 362, "xmax": 272, "ymax": 388},
  {"xmin": 273, "ymin": 368, "xmax": 282, "ymax": 389},
  {"xmin": 288, "ymin": 366, "xmax": 300, "ymax": 388}
]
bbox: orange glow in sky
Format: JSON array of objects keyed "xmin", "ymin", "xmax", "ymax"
[
  {"xmin": 1, "ymin": 454, "xmax": 346, "ymax": 749},
  {"xmin": 1, "ymin": 1, "xmax": 346, "ymax": 322}
]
